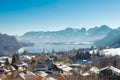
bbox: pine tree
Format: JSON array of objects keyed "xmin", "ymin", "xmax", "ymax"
[
  {"xmin": 23, "ymin": 50, "xmax": 28, "ymax": 55},
  {"xmin": 5, "ymin": 58, "xmax": 10, "ymax": 66},
  {"xmin": 29, "ymin": 57, "xmax": 36, "ymax": 71},
  {"xmin": 11, "ymin": 53, "xmax": 20, "ymax": 65}
]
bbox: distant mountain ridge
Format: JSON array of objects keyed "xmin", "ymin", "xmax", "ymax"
[
  {"xmin": 94, "ymin": 27, "xmax": 120, "ymax": 48},
  {"xmin": 0, "ymin": 33, "xmax": 22, "ymax": 55},
  {"xmin": 18, "ymin": 25, "xmax": 111, "ymax": 45},
  {"xmin": 88, "ymin": 25, "xmax": 111, "ymax": 36}
]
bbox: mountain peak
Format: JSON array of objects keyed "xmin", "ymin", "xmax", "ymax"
[
  {"xmin": 100, "ymin": 25, "xmax": 111, "ymax": 30},
  {"xmin": 0, "ymin": 33, "xmax": 22, "ymax": 54},
  {"xmin": 65, "ymin": 27, "xmax": 75, "ymax": 30}
]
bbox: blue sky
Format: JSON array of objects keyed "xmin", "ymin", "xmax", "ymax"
[{"xmin": 0, "ymin": 0, "xmax": 120, "ymax": 35}]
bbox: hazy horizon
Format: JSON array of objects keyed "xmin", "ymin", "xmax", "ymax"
[
  {"xmin": 0, "ymin": 25, "xmax": 118, "ymax": 36},
  {"xmin": 1, "ymin": 0, "xmax": 120, "ymax": 35}
]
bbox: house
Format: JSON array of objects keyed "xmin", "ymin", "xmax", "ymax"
[
  {"xmin": 0, "ymin": 66, "xmax": 4, "ymax": 77},
  {"xmin": 99, "ymin": 65, "xmax": 120, "ymax": 79},
  {"xmin": 82, "ymin": 67, "xmax": 100, "ymax": 77},
  {"xmin": 18, "ymin": 70, "xmax": 37, "ymax": 80},
  {"xmin": 0, "ymin": 56, "xmax": 12, "ymax": 66},
  {"xmin": 57, "ymin": 73, "xmax": 67, "ymax": 80},
  {"xmin": 46, "ymin": 77, "xmax": 57, "ymax": 80},
  {"xmin": 3, "ymin": 66, "xmax": 17, "ymax": 76},
  {"xmin": 69, "ymin": 64, "xmax": 81, "ymax": 72},
  {"xmin": 13, "ymin": 63, "xmax": 28, "ymax": 72},
  {"xmin": 36, "ymin": 62, "xmax": 48, "ymax": 71},
  {"xmin": 35, "ymin": 71, "xmax": 48, "ymax": 80},
  {"xmin": 54, "ymin": 62, "xmax": 72, "ymax": 73}
]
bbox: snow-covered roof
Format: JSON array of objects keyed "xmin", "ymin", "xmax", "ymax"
[
  {"xmin": 57, "ymin": 65, "xmax": 67, "ymax": 69},
  {"xmin": 21, "ymin": 55, "xmax": 36, "ymax": 60},
  {"xmin": 100, "ymin": 66, "xmax": 120, "ymax": 76},
  {"xmin": 89, "ymin": 49, "xmax": 99, "ymax": 54},
  {"xmin": 0, "ymin": 60, "xmax": 5, "ymax": 63},
  {"xmin": 46, "ymin": 77, "xmax": 57, "ymax": 80},
  {"xmin": 0, "ymin": 56, "xmax": 13, "ymax": 65},
  {"xmin": 38, "ymin": 71, "xmax": 48, "ymax": 77},
  {"xmin": 89, "ymin": 67, "xmax": 100, "ymax": 74},
  {"xmin": 99, "ymin": 66, "xmax": 109, "ymax": 71},
  {"xmin": 1, "ymin": 56, "xmax": 8, "ymax": 59},
  {"xmin": 10, "ymin": 66, "xmax": 16, "ymax": 71},
  {"xmin": 23, "ymin": 55, "xmax": 31, "ymax": 59},
  {"xmin": 19, "ymin": 71, "xmax": 36, "ymax": 80},
  {"xmin": 19, "ymin": 73, "xmax": 25, "ymax": 80},
  {"xmin": 26, "ymin": 70, "xmax": 36, "ymax": 76},
  {"xmin": 82, "ymin": 67, "xmax": 100, "ymax": 76},
  {"xmin": 62, "ymin": 66, "xmax": 72, "ymax": 72},
  {"xmin": 110, "ymin": 66, "xmax": 120, "ymax": 74},
  {"xmin": 3, "ymin": 68, "xmax": 11, "ymax": 72},
  {"xmin": 21, "ymin": 62, "xmax": 29, "ymax": 67},
  {"xmin": 82, "ymin": 72, "xmax": 90, "ymax": 76},
  {"xmin": 57, "ymin": 65, "xmax": 72, "ymax": 72},
  {"xmin": 0, "ymin": 56, "xmax": 10, "ymax": 60},
  {"xmin": 70, "ymin": 64, "xmax": 81, "ymax": 67},
  {"xmin": 53, "ymin": 62, "xmax": 63, "ymax": 66}
]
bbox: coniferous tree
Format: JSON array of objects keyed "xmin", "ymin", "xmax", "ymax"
[
  {"xmin": 23, "ymin": 50, "xmax": 29, "ymax": 55},
  {"xmin": 29, "ymin": 57, "xmax": 36, "ymax": 71},
  {"xmin": 11, "ymin": 53, "xmax": 20, "ymax": 65},
  {"xmin": 5, "ymin": 58, "xmax": 10, "ymax": 66}
]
